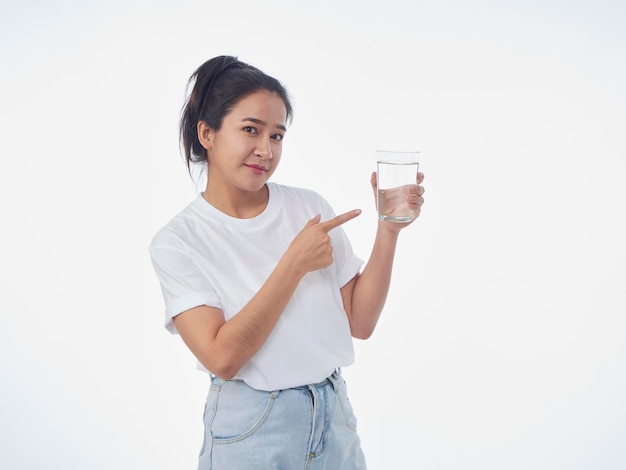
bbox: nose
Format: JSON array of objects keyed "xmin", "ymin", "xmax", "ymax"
[{"xmin": 255, "ymin": 137, "xmax": 273, "ymax": 160}]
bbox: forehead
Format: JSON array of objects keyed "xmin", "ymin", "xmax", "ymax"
[{"xmin": 227, "ymin": 90, "xmax": 287, "ymax": 124}]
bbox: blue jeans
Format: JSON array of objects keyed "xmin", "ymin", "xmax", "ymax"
[{"xmin": 198, "ymin": 370, "xmax": 367, "ymax": 469}]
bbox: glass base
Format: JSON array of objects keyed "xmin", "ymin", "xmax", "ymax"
[{"xmin": 378, "ymin": 214, "xmax": 414, "ymax": 223}]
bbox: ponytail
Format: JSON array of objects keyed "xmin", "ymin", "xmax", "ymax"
[{"xmin": 179, "ymin": 56, "xmax": 293, "ymax": 172}]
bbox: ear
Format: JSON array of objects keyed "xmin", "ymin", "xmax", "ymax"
[{"xmin": 197, "ymin": 121, "xmax": 214, "ymax": 151}]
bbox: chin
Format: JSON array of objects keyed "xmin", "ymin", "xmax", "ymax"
[{"xmin": 238, "ymin": 180, "xmax": 268, "ymax": 193}]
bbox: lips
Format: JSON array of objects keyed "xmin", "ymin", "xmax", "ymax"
[{"xmin": 245, "ymin": 164, "xmax": 268, "ymax": 174}]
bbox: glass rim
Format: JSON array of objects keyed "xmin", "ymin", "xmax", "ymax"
[{"xmin": 376, "ymin": 150, "xmax": 420, "ymax": 163}]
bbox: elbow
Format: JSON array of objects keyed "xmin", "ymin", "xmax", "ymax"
[
  {"xmin": 351, "ymin": 325, "xmax": 374, "ymax": 340},
  {"xmin": 348, "ymin": 314, "xmax": 377, "ymax": 340},
  {"xmin": 213, "ymin": 367, "xmax": 238, "ymax": 381},
  {"xmin": 198, "ymin": 353, "xmax": 243, "ymax": 381},
  {"xmin": 205, "ymin": 363, "xmax": 240, "ymax": 381}
]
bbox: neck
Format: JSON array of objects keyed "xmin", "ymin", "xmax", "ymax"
[{"xmin": 203, "ymin": 180, "xmax": 269, "ymax": 219}]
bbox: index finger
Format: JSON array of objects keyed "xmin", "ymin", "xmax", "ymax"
[{"xmin": 320, "ymin": 209, "xmax": 362, "ymax": 232}]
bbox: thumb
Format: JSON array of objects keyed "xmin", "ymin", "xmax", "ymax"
[
  {"xmin": 303, "ymin": 213, "xmax": 322, "ymax": 230},
  {"xmin": 370, "ymin": 171, "xmax": 377, "ymax": 200},
  {"xmin": 370, "ymin": 171, "xmax": 377, "ymax": 189}
]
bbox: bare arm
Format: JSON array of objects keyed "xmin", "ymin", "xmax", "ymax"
[
  {"xmin": 173, "ymin": 210, "xmax": 362, "ymax": 379},
  {"xmin": 342, "ymin": 172, "xmax": 425, "ymax": 339}
]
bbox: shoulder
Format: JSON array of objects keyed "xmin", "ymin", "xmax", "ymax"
[
  {"xmin": 269, "ymin": 182, "xmax": 331, "ymax": 209},
  {"xmin": 149, "ymin": 196, "xmax": 203, "ymax": 253},
  {"xmin": 269, "ymin": 182, "xmax": 336, "ymax": 220}
]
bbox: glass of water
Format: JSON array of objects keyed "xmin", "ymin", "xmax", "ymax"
[{"xmin": 376, "ymin": 150, "xmax": 420, "ymax": 222}]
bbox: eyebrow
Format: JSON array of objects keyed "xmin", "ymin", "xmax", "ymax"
[{"xmin": 242, "ymin": 117, "xmax": 287, "ymax": 132}]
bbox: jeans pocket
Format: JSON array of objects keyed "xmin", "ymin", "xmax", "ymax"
[
  {"xmin": 211, "ymin": 380, "xmax": 278, "ymax": 444},
  {"xmin": 199, "ymin": 382, "xmax": 222, "ymax": 458},
  {"xmin": 336, "ymin": 378, "xmax": 358, "ymax": 432}
]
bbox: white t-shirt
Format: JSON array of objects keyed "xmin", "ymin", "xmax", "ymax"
[{"xmin": 149, "ymin": 182, "xmax": 363, "ymax": 391}]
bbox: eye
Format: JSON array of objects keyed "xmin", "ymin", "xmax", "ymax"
[
  {"xmin": 271, "ymin": 133, "xmax": 285, "ymax": 141},
  {"xmin": 243, "ymin": 126, "xmax": 257, "ymax": 134}
]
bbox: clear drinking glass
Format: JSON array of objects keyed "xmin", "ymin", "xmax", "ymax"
[{"xmin": 376, "ymin": 150, "xmax": 420, "ymax": 222}]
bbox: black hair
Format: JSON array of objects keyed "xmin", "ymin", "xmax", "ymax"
[{"xmin": 179, "ymin": 55, "xmax": 293, "ymax": 171}]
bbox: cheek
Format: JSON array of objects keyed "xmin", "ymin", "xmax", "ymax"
[
  {"xmin": 272, "ymin": 149, "xmax": 282, "ymax": 166},
  {"xmin": 272, "ymin": 142, "xmax": 283, "ymax": 159},
  {"xmin": 267, "ymin": 152, "xmax": 281, "ymax": 177},
  {"xmin": 218, "ymin": 139, "xmax": 250, "ymax": 164}
]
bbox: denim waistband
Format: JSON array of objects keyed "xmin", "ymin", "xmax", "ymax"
[
  {"xmin": 291, "ymin": 368, "xmax": 341, "ymax": 392},
  {"xmin": 211, "ymin": 368, "xmax": 341, "ymax": 392}
]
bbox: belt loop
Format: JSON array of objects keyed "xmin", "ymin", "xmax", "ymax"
[{"xmin": 328, "ymin": 368, "xmax": 341, "ymax": 392}]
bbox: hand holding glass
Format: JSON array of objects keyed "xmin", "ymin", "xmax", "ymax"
[{"xmin": 376, "ymin": 150, "xmax": 420, "ymax": 222}]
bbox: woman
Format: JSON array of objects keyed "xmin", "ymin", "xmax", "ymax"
[{"xmin": 149, "ymin": 55, "xmax": 425, "ymax": 469}]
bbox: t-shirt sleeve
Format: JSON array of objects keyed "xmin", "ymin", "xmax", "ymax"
[
  {"xmin": 149, "ymin": 243, "xmax": 222, "ymax": 335},
  {"xmin": 318, "ymin": 197, "xmax": 364, "ymax": 287}
]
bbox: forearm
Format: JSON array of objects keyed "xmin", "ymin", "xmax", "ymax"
[
  {"xmin": 176, "ymin": 210, "xmax": 362, "ymax": 379},
  {"xmin": 348, "ymin": 224, "xmax": 399, "ymax": 339},
  {"xmin": 209, "ymin": 258, "xmax": 305, "ymax": 378}
]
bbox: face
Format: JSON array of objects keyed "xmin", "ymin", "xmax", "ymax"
[{"xmin": 200, "ymin": 90, "xmax": 287, "ymax": 195}]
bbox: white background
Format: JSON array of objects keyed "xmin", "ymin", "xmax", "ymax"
[{"xmin": 1, "ymin": 1, "xmax": 625, "ymax": 469}]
